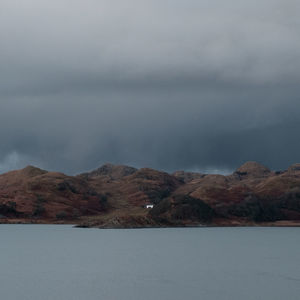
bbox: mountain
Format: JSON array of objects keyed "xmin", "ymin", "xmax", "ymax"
[
  {"xmin": 234, "ymin": 161, "xmax": 271, "ymax": 177},
  {"xmin": 0, "ymin": 162, "xmax": 300, "ymax": 227},
  {"xmin": 0, "ymin": 166, "xmax": 107, "ymax": 221},
  {"xmin": 79, "ymin": 163, "xmax": 138, "ymax": 180}
]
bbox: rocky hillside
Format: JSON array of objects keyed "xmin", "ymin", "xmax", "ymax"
[
  {"xmin": 0, "ymin": 162, "xmax": 300, "ymax": 227},
  {"xmin": 0, "ymin": 166, "xmax": 107, "ymax": 220}
]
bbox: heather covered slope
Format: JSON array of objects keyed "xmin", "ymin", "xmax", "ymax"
[
  {"xmin": 169, "ymin": 162, "xmax": 300, "ymax": 224},
  {"xmin": 78, "ymin": 161, "xmax": 300, "ymax": 227},
  {"xmin": 0, "ymin": 166, "xmax": 107, "ymax": 220},
  {"xmin": 0, "ymin": 162, "xmax": 300, "ymax": 227}
]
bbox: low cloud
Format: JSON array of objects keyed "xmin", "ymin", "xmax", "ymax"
[{"xmin": 0, "ymin": 152, "xmax": 23, "ymax": 173}]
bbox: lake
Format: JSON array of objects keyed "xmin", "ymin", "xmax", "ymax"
[{"xmin": 0, "ymin": 225, "xmax": 299, "ymax": 300}]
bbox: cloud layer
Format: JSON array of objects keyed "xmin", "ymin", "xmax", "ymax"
[{"xmin": 1, "ymin": 0, "xmax": 300, "ymax": 174}]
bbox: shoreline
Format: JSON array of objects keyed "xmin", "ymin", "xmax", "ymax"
[{"xmin": 1, "ymin": 219, "xmax": 300, "ymax": 228}]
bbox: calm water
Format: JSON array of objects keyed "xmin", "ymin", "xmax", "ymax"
[{"xmin": 0, "ymin": 226, "xmax": 299, "ymax": 300}]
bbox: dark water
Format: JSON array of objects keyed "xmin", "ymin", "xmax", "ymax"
[{"xmin": 0, "ymin": 225, "xmax": 299, "ymax": 300}]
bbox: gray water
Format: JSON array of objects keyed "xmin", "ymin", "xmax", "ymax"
[{"xmin": 0, "ymin": 226, "xmax": 299, "ymax": 300}]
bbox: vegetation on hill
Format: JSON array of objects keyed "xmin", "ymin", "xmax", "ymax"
[{"xmin": 0, "ymin": 162, "xmax": 300, "ymax": 227}]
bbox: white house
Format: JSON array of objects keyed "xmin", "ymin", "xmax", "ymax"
[{"xmin": 146, "ymin": 204, "xmax": 154, "ymax": 209}]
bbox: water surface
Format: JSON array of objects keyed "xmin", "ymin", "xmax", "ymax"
[{"xmin": 0, "ymin": 225, "xmax": 299, "ymax": 300}]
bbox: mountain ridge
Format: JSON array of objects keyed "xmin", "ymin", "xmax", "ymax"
[{"xmin": 0, "ymin": 162, "xmax": 300, "ymax": 227}]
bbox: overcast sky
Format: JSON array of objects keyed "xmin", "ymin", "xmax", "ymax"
[{"xmin": 0, "ymin": 0, "xmax": 300, "ymax": 175}]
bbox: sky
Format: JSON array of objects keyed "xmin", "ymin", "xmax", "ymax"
[{"xmin": 1, "ymin": 0, "xmax": 300, "ymax": 175}]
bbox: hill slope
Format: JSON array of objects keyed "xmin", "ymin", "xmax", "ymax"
[{"xmin": 0, "ymin": 162, "xmax": 300, "ymax": 227}]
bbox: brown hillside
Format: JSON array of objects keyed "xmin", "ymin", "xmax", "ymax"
[
  {"xmin": 0, "ymin": 166, "xmax": 107, "ymax": 219},
  {"xmin": 1, "ymin": 161, "xmax": 300, "ymax": 227}
]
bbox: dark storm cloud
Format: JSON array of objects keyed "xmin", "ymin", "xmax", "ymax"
[{"xmin": 0, "ymin": 0, "xmax": 300, "ymax": 174}]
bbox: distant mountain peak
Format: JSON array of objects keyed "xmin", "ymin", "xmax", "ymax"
[
  {"xmin": 21, "ymin": 165, "xmax": 48, "ymax": 177},
  {"xmin": 81, "ymin": 163, "xmax": 138, "ymax": 180},
  {"xmin": 235, "ymin": 161, "xmax": 271, "ymax": 177}
]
